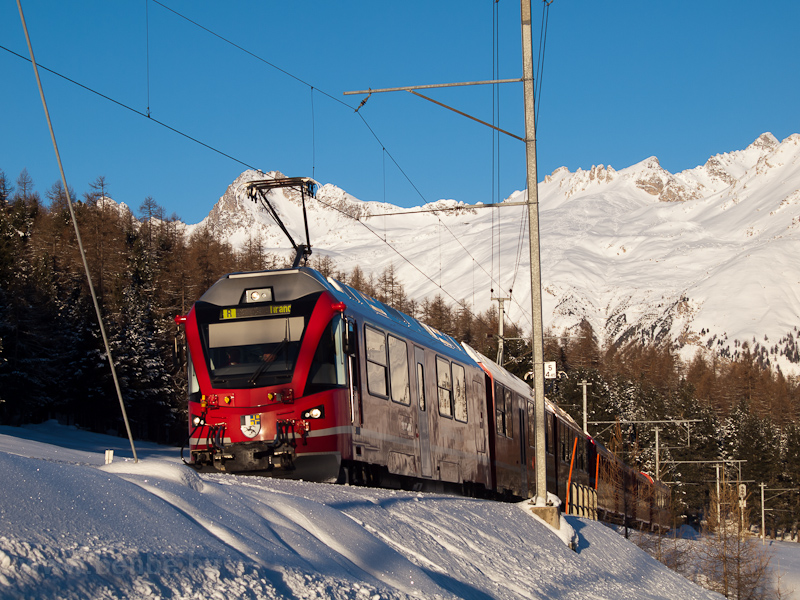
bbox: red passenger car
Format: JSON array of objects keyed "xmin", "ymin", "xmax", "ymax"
[
  {"xmin": 180, "ymin": 267, "xmax": 490, "ymax": 493},
  {"xmin": 177, "ymin": 265, "xmax": 670, "ymax": 531}
]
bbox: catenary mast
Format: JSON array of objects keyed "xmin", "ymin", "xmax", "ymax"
[
  {"xmin": 345, "ymin": 1, "xmax": 550, "ymax": 503},
  {"xmin": 520, "ymin": 0, "xmax": 547, "ymax": 502}
]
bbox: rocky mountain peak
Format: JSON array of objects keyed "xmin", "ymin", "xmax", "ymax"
[
  {"xmin": 194, "ymin": 133, "xmax": 800, "ymax": 374},
  {"xmin": 748, "ymin": 132, "xmax": 779, "ymax": 152}
]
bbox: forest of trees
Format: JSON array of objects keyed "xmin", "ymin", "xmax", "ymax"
[
  {"xmin": 539, "ymin": 321, "xmax": 800, "ymax": 537},
  {"xmin": 1, "ymin": 168, "xmax": 799, "ymax": 535}
]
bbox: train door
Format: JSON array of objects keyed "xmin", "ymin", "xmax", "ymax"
[
  {"xmin": 473, "ymin": 380, "xmax": 486, "ymax": 454},
  {"xmin": 526, "ymin": 399, "xmax": 536, "ymax": 498},
  {"xmin": 414, "ymin": 346, "xmax": 433, "ymax": 478},
  {"xmin": 548, "ymin": 412, "xmax": 559, "ymax": 497},
  {"xmin": 344, "ymin": 317, "xmax": 361, "ymax": 425},
  {"xmin": 518, "ymin": 396, "xmax": 528, "ymax": 494}
]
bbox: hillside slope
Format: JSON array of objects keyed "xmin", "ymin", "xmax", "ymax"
[{"xmin": 0, "ymin": 422, "xmax": 723, "ymax": 599}]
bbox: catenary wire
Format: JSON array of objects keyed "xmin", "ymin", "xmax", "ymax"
[
  {"xmin": 0, "ymin": 44, "xmax": 262, "ymax": 172},
  {"xmin": 141, "ymin": 1, "xmax": 535, "ymax": 329},
  {"xmin": 149, "ymin": 0, "xmax": 352, "ymax": 111},
  {"xmin": 7, "ymin": 3, "xmax": 539, "ymax": 334},
  {"xmin": 145, "ymin": 0, "xmax": 151, "ymax": 117},
  {"xmin": 310, "ymin": 87, "xmax": 316, "ymax": 179},
  {"xmin": 143, "ymin": 1, "xmax": 532, "ymax": 325},
  {"xmin": 313, "ymin": 193, "xmax": 529, "ymax": 337},
  {"xmin": 1, "ymin": 39, "xmax": 532, "ymax": 332}
]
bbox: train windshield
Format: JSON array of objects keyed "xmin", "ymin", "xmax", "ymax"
[{"xmin": 200, "ymin": 313, "xmax": 306, "ymax": 388}]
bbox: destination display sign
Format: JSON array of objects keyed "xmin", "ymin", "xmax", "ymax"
[{"xmin": 219, "ymin": 304, "xmax": 292, "ymax": 320}]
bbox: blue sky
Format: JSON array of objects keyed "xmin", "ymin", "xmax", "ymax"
[{"xmin": 2, "ymin": 1, "xmax": 798, "ymax": 224}]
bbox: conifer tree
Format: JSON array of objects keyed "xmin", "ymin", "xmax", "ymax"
[
  {"xmin": 421, "ymin": 294, "xmax": 453, "ymax": 336},
  {"xmin": 0, "ymin": 169, "xmax": 16, "ymax": 280},
  {"xmin": 108, "ymin": 230, "xmax": 178, "ymax": 439}
]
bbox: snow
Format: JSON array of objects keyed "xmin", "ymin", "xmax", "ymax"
[
  {"xmin": 0, "ymin": 420, "xmax": 747, "ymax": 600},
  {"xmin": 771, "ymin": 540, "xmax": 800, "ymax": 598}
]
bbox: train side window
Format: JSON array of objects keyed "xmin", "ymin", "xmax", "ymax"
[
  {"xmin": 545, "ymin": 412, "xmax": 553, "ymax": 454},
  {"xmin": 527, "ymin": 400, "xmax": 535, "ymax": 448},
  {"xmin": 436, "ymin": 357, "xmax": 453, "ymax": 417},
  {"xmin": 495, "ymin": 383, "xmax": 506, "ymax": 436},
  {"xmin": 187, "ymin": 349, "xmax": 200, "ymax": 395},
  {"xmin": 581, "ymin": 439, "xmax": 588, "ymax": 472},
  {"xmin": 388, "ymin": 335, "xmax": 410, "ymax": 405},
  {"xmin": 365, "ymin": 325, "xmax": 388, "ymax": 398},
  {"xmin": 452, "ymin": 363, "xmax": 467, "ymax": 422},
  {"xmin": 305, "ymin": 318, "xmax": 348, "ymax": 395},
  {"xmin": 416, "ymin": 363, "xmax": 426, "ymax": 411},
  {"xmin": 504, "ymin": 388, "xmax": 513, "ymax": 439}
]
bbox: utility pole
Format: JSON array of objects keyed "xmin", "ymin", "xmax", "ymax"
[
  {"xmin": 758, "ymin": 484, "xmax": 799, "ymax": 545},
  {"xmin": 579, "ymin": 380, "xmax": 591, "ymax": 434},
  {"xmin": 761, "ymin": 482, "xmax": 766, "ymax": 546},
  {"xmin": 593, "ymin": 418, "xmax": 701, "ymax": 481},
  {"xmin": 715, "ymin": 463, "xmax": 722, "ymax": 527},
  {"xmin": 493, "ymin": 296, "xmax": 511, "ymax": 365},
  {"xmin": 654, "ymin": 427, "xmax": 660, "ymax": 481},
  {"xmin": 520, "ymin": 0, "xmax": 547, "ymax": 504}
]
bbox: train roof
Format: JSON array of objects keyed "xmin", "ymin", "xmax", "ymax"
[
  {"xmin": 463, "ymin": 343, "xmax": 584, "ymax": 432},
  {"xmin": 462, "ymin": 343, "xmax": 532, "ymax": 398},
  {"xmin": 200, "ymin": 267, "xmax": 475, "ymax": 366}
]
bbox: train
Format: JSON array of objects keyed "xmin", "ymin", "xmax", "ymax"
[{"xmin": 176, "ymin": 266, "xmax": 670, "ymax": 531}]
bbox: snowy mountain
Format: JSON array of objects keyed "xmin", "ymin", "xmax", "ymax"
[
  {"xmin": 0, "ymin": 421, "xmax": 729, "ymax": 599},
  {"xmin": 193, "ymin": 133, "xmax": 800, "ymax": 374}
]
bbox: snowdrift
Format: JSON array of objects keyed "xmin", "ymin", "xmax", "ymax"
[{"xmin": 0, "ymin": 421, "xmax": 725, "ymax": 599}]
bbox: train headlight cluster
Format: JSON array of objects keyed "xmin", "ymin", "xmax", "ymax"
[
  {"xmin": 302, "ymin": 406, "xmax": 325, "ymax": 420},
  {"xmin": 245, "ymin": 287, "xmax": 273, "ymax": 303}
]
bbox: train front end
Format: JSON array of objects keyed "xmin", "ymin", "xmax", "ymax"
[{"xmin": 178, "ymin": 268, "xmax": 351, "ymax": 481}]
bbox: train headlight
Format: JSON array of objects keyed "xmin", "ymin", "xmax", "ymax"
[
  {"xmin": 192, "ymin": 416, "xmax": 203, "ymax": 426},
  {"xmin": 302, "ymin": 406, "xmax": 325, "ymax": 420},
  {"xmin": 245, "ymin": 287, "xmax": 273, "ymax": 303}
]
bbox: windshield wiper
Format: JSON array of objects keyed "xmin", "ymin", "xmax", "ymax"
[{"xmin": 247, "ymin": 338, "xmax": 289, "ymax": 386}]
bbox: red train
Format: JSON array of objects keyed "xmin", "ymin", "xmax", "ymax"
[{"xmin": 177, "ymin": 266, "xmax": 670, "ymax": 531}]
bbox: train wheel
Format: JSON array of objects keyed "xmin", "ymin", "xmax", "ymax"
[{"xmin": 336, "ymin": 464, "xmax": 351, "ymax": 485}]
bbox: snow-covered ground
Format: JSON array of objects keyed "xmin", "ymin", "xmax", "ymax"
[
  {"xmin": 1, "ymin": 421, "xmax": 793, "ymax": 599},
  {"xmin": 770, "ymin": 540, "xmax": 800, "ymax": 599}
]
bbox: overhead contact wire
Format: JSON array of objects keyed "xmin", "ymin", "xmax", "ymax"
[
  {"xmin": 320, "ymin": 199, "xmax": 497, "ymax": 333},
  {"xmin": 146, "ymin": 1, "xmax": 521, "ymax": 316},
  {"xmin": 150, "ymin": 0, "xmax": 352, "ymax": 111},
  {"xmin": 1, "ymin": 42, "xmax": 530, "ymax": 326},
  {"xmin": 8, "ymin": 3, "xmax": 534, "ymax": 333},
  {"xmin": 0, "ymin": 45, "xmax": 260, "ymax": 172}
]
